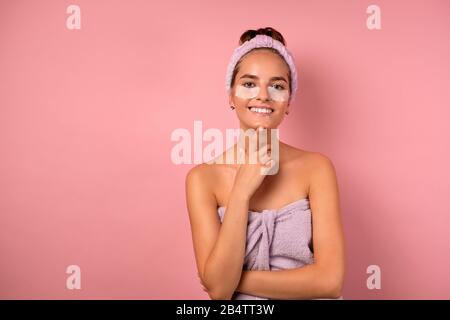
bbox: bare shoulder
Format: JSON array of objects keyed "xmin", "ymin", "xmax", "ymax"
[
  {"xmin": 283, "ymin": 145, "xmax": 334, "ymax": 171},
  {"xmin": 282, "ymin": 145, "xmax": 338, "ymax": 194},
  {"xmin": 185, "ymin": 162, "xmax": 217, "ymax": 187},
  {"xmin": 186, "ymin": 163, "xmax": 206, "ymax": 182},
  {"xmin": 305, "ymin": 151, "xmax": 337, "ymax": 173},
  {"xmin": 185, "ymin": 162, "xmax": 221, "ymax": 207}
]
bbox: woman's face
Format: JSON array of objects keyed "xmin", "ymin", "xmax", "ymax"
[{"xmin": 229, "ymin": 49, "xmax": 291, "ymax": 130}]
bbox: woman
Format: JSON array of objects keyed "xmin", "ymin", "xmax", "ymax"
[{"xmin": 185, "ymin": 27, "xmax": 345, "ymax": 300}]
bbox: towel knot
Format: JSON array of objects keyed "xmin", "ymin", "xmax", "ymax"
[{"xmin": 246, "ymin": 210, "xmax": 278, "ymax": 270}]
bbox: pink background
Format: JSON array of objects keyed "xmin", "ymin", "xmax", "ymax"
[{"xmin": 1, "ymin": 0, "xmax": 450, "ymax": 299}]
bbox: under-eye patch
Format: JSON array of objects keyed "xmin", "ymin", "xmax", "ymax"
[
  {"xmin": 235, "ymin": 84, "xmax": 290, "ymax": 102},
  {"xmin": 268, "ymin": 86, "xmax": 289, "ymax": 102},
  {"xmin": 235, "ymin": 85, "xmax": 260, "ymax": 99}
]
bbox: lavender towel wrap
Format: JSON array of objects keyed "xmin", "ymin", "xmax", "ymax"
[{"xmin": 217, "ymin": 197, "xmax": 343, "ymax": 300}]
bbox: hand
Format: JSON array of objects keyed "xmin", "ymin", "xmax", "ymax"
[{"xmin": 232, "ymin": 126, "xmax": 276, "ymax": 200}]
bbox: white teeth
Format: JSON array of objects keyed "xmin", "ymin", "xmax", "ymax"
[{"xmin": 249, "ymin": 107, "xmax": 273, "ymax": 114}]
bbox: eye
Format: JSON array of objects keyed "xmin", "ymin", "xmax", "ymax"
[
  {"xmin": 242, "ymin": 82, "xmax": 255, "ymax": 88},
  {"xmin": 272, "ymin": 84, "xmax": 286, "ymax": 90}
]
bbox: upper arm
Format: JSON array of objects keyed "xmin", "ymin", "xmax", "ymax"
[
  {"xmin": 185, "ymin": 164, "xmax": 221, "ymax": 282},
  {"xmin": 307, "ymin": 153, "xmax": 345, "ymax": 287}
]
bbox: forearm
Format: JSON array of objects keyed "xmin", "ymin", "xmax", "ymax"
[
  {"xmin": 235, "ymin": 264, "xmax": 343, "ymax": 300},
  {"xmin": 203, "ymin": 190, "xmax": 250, "ymax": 299}
]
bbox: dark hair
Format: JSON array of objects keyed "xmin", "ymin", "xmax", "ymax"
[
  {"xmin": 230, "ymin": 27, "xmax": 292, "ymax": 94},
  {"xmin": 239, "ymin": 27, "xmax": 286, "ymax": 46}
]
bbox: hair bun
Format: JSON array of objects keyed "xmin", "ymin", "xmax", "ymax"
[{"xmin": 239, "ymin": 27, "xmax": 286, "ymax": 46}]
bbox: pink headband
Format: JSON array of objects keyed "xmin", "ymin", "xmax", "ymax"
[{"xmin": 225, "ymin": 34, "xmax": 298, "ymax": 102}]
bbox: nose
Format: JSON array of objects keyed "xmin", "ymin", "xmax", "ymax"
[{"xmin": 256, "ymin": 85, "xmax": 271, "ymax": 102}]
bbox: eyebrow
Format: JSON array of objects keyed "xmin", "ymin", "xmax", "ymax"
[{"xmin": 239, "ymin": 74, "xmax": 288, "ymax": 83}]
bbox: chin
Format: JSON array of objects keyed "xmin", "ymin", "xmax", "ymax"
[{"xmin": 243, "ymin": 122, "xmax": 278, "ymax": 131}]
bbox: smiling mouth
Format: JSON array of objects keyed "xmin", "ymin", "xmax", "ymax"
[{"xmin": 247, "ymin": 106, "xmax": 274, "ymax": 114}]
